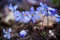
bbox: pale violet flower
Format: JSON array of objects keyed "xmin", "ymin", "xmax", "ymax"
[
  {"xmin": 9, "ymin": 3, "xmax": 14, "ymax": 11},
  {"xmin": 14, "ymin": 11, "xmax": 22, "ymax": 22},
  {"xmin": 19, "ymin": 30, "xmax": 27, "ymax": 38},
  {"xmin": 30, "ymin": 7, "xmax": 35, "ymax": 14},
  {"xmin": 3, "ymin": 28, "xmax": 12, "ymax": 39},
  {"xmin": 31, "ymin": 11, "xmax": 41, "ymax": 23},
  {"xmin": 25, "ymin": 11, "xmax": 32, "ymax": 19},
  {"xmin": 39, "ymin": 2, "xmax": 56, "ymax": 16},
  {"xmin": 9, "ymin": 3, "xmax": 23, "ymax": 22},
  {"xmin": 22, "ymin": 11, "xmax": 31, "ymax": 23},
  {"xmin": 9, "ymin": 3, "xmax": 18, "ymax": 11},
  {"xmin": 40, "ymin": 2, "xmax": 60, "ymax": 23}
]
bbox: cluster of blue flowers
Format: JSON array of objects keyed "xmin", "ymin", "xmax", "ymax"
[{"xmin": 9, "ymin": 2, "xmax": 60, "ymax": 23}]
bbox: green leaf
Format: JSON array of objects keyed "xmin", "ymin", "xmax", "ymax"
[{"xmin": 41, "ymin": 31, "xmax": 46, "ymax": 36}]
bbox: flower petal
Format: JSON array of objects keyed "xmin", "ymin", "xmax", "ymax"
[
  {"xmin": 9, "ymin": 3, "xmax": 14, "ymax": 11},
  {"xmin": 30, "ymin": 7, "xmax": 34, "ymax": 13},
  {"xmin": 55, "ymin": 17, "xmax": 60, "ymax": 22},
  {"xmin": 20, "ymin": 30, "xmax": 27, "ymax": 38}
]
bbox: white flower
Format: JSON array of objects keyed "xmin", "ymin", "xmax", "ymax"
[{"xmin": 49, "ymin": 30, "xmax": 54, "ymax": 37}]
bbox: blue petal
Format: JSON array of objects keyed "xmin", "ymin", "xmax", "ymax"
[
  {"xmin": 8, "ymin": 28, "xmax": 12, "ymax": 32},
  {"xmin": 40, "ymin": 2, "xmax": 44, "ymax": 7},
  {"xmin": 31, "ymin": 17, "xmax": 36, "ymax": 23},
  {"xmin": 14, "ymin": 11, "xmax": 22, "ymax": 22},
  {"xmin": 23, "ymin": 16, "xmax": 30, "ymax": 23},
  {"xmin": 34, "ymin": 15, "xmax": 41, "ymax": 20},
  {"xmin": 14, "ymin": 5, "xmax": 18, "ymax": 10},
  {"xmin": 3, "ymin": 29, "xmax": 6, "ymax": 33},
  {"xmin": 36, "ymin": 7, "xmax": 41, "ymax": 11},
  {"xmin": 48, "ymin": 7, "xmax": 56, "ymax": 11},
  {"xmin": 20, "ymin": 30, "xmax": 27, "ymax": 38},
  {"xmin": 42, "ymin": 10, "xmax": 46, "ymax": 15},
  {"xmin": 22, "ymin": 11, "xmax": 25, "ymax": 15},
  {"xmin": 49, "ymin": 10, "xmax": 55, "ymax": 15},
  {"xmin": 44, "ymin": 4, "xmax": 48, "ymax": 9},
  {"xmin": 30, "ymin": 7, "xmax": 34, "ymax": 13},
  {"xmin": 7, "ymin": 33, "xmax": 11, "ymax": 39},
  {"xmin": 55, "ymin": 17, "xmax": 60, "ymax": 22},
  {"xmin": 25, "ymin": 11, "xmax": 32, "ymax": 19},
  {"xmin": 9, "ymin": 3, "xmax": 14, "ymax": 11},
  {"xmin": 55, "ymin": 14, "xmax": 60, "ymax": 17},
  {"xmin": 4, "ymin": 35, "xmax": 7, "ymax": 38}
]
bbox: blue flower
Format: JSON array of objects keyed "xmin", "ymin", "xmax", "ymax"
[
  {"xmin": 31, "ymin": 11, "xmax": 41, "ymax": 23},
  {"xmin": 19, "ymin": 30, "xmax": 27, "ymax": 38},
  {"xmin": 9, "ymin": 3, "xmax": 18, "ymax": 11},
  {"xmin": 30, "ymin": 7, "xmax": 35, "ymax": 14},
  {"xmin": 25, "ymin": 11, "xmax": 32, "ymax": 19},
  {"xmin": 9, "ymin": 3, "xmax": 14, "ymax": 11},
  {"xmin": 3, "ymin": 28, "xmax": 12, "ymax": 39},
  {"xmin": 22, "ymin": 11, "xmax": 31, "ymax": 23},
  {"xmin": 14, "ymin": 11, "xmax": 22, "ymax": 22},
  {"xmin": 39, "ymin": 2, "xmax": 56, "ymax": 16}
]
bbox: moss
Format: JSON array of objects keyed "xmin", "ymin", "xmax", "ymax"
[{"xmin": 41, "ymin": 31, "xmax": 46, "ymax": 36}]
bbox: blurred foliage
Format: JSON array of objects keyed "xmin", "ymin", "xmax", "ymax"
[
  {"xmin": 41, "ymin": 31, "xmax": 46, "ymax": 36},
  {"xmin": 51, "ymin": 0, "xmax": 60, "ymax": 6}
]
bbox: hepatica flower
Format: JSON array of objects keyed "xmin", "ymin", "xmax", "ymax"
[
  {"xmin": 3, "ymin": 28, "xmax": 12, "ymax": 39},
  {"xmin": 9, "ymin": 3, "xmax": 18, "ymax": 11},
  {"xmin": 9, "ymin": 3, "xmax": 23, "ymax": 22},
  {"xmin": 22, "ymin": 11, "xmax": 31, "ymax": 23},
  {"xmin": 39, "ymin": 2, "xmax": 56, "ymax": 16},
  {"xmin": 39, "ymin": 2, "xmax": 60, "ymax": 22},
  {"xmin": 9, "ymin": 3, "xmax": 14, "ymax": 11},
  {"xmin": 14, "ymin": 11, "xmax": 22, "ymax": 22},
  {"xmin": 31, "ymin": 11, "xmax": 41, "ymax": 23},
  {"xmin": 25, "ymin": 11, "xmax": 32, "ymax": 20},
  {"xmin": 19, "ymin": 30, "xmax": 27, "ymax": 38},
  {"xmin": 30, "ymin": 7, "xmax": 34, "ymax": 13},
  {"xmin": 30, "ymin": 7, "xmax": 35, "ymax": 16}
]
